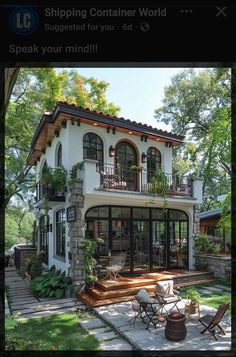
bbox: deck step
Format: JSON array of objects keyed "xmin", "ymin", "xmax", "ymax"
[
  {"xmin": 77, "ymin": 270, "xmax": 215, "ymax": 307},
  {"xmin": 77, "ymin": 292, "xmax": 137, "ymax": 307},
  {"xmin": 95, "ymin": 278, "xmax": 157, "ymax": 291},
  {"xmin": 88, "ymin": 284, "xmax": 156, "ymax": 300},
  {"xmin": 175, "ymin": 278, "xmax": 215, "ymax": 288}
]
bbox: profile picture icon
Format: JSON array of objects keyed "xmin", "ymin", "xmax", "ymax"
[{"xmin": 9, "ymin": 6, "xmax": 38, "ymax": 35}]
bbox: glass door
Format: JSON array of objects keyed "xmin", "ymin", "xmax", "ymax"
[
  {"xmin": 133, "ymin": 221, "xmax": 150, "ymax": 271},
  {"xmin": 152, "ymin": 221, "xmax": 167, "ymax": 269},
  {"xmin": 169, "ymin": 221, "xmax": 188, "ymax": 268},
  {"xmin": 111, "ymin": 219, "xmax": 130, "ymax": 271},
  {"xmin": 115, "ymin": 141, "xmax": 137, "ymax": 191}
]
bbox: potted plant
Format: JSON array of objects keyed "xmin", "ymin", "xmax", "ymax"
[
  {"xmin": 186, "ymin": 287, "xmax": 200, "ymax": 314},
  {"xmin": 51, "ymin": 167, "xmax": 67, "ymax": 193},
  {"xmin": 41, "ymin": 165, "xmax": 53, "ymax": 186},
  {"xmin": 82, "ymin": 237, "xmax": 104, "ymax": 289}
]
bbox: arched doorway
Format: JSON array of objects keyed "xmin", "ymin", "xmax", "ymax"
[
  {"xmin": 85, "ymin": 206, "xmax": 189, "ymax": 273},
  {"xmin": 115, "ymin": 141, "xmax": 137, "ymax": 191}
]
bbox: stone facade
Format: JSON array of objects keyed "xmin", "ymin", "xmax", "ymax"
[{"xmin": 67, "ymin": 179, "xmax": 85, "ymax": 288}]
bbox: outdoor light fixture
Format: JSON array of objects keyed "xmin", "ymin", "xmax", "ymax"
[
  {"xmin": 109, "ymin": 145, "xmax": 115, "ymax": 157},
  {"xmin": 142, "ymin": 152, "xmax": 147, "ymax": 163}
]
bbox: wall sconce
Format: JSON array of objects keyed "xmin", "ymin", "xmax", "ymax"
[
  {"xmin": 109, "ymin": 145, "xmax": 115, "ymax": 157},
  {"xmin": 141, "ymin": 152, "xmax": 147, "ymax": 163}
]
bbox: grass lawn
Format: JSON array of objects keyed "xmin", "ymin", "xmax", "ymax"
[
  {"xmin": 179, "ymin": 284, "xmax": 231, "ymax": 315},
  {"xmin": 6, "ymin": 311, "xmax": 100, "ymax": 351}
]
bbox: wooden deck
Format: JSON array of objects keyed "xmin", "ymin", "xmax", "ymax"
[{"xmin": 77, "ymin": 269, "xmax": 214, "ymax": 307}]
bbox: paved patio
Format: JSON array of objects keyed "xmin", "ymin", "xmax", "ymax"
[{"xmin": 93, "ymin": 299, "xmax": 231, "ymax": 351}]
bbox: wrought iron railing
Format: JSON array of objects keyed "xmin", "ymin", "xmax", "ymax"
[
  {"xmin": 96, "ymin": 163, "xmax": 193, "ymax": 196},
  {"xmin": 35, "ymin": 182, "xmax": 66, "ymax": 202}
]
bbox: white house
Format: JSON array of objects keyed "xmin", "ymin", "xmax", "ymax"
[{"xmin": 27, "ymin": 101, "xmax": 203, "ymax": 285}]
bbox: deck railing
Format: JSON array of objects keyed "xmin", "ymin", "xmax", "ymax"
[{"xmin": 96, "ymin": 163, "xmax": 193, "ymax": 197}]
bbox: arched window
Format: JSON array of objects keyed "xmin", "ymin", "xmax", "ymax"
[
  {"xmin": 147, "ymin": 147, "xmax": 161, "ymax": 183},
  {"xmin": 56, "ymin": 143, "xmax": 62, "ymax": 167},
  {"xmin": 83, "ymin": 133, "xmax": 103, "ymax": 163}
]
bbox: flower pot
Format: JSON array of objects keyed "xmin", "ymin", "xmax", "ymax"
[{"xmin": 165, "ymin": 312, "xmax": 187, "ymax": 341}]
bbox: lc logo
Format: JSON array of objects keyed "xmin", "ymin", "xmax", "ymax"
[{"xmin": 9, "ymin": 7, "xmax": 38, "ymax": 35}]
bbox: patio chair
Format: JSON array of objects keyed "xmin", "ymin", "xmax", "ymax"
[
  {"xmin": 155, "ymin": 280, "xmax": 181, "ymax": 316},
  {"xmin": 135, "ymin": 288, "xmax": 162, "ymax": 329},
  {"xmin": 101, "ymin": 172, "xmax": 127, "ymax": 190},
  {"xmin": 198, "ymin": 302, "xmax": 230, "ymax": 340},
  {"xmin": 102, "ymin": 252, "xmax": 127, "ymax": 280}
]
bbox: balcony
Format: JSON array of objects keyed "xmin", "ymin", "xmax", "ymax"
[
  {"xmin": 35, "ymin": 181, "xmax": 66, "ymax": 203},
  {"xmin": 96, "ymin": 163, "xmax": 193, "ymax": 197}
]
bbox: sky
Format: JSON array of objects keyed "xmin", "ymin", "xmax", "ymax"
[{"xmin": 61, "ymin": 67, "xmax": 188, "ymax": 132}]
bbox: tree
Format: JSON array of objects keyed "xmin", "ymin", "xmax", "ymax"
[
  {"xmin": 5, "ymin": 205, "xmax": 35, "ymax": 250},
  {"xmin": 4, "ymin": 68, "xmax": 120, "ymax": 209},
  {"xmin": 154, "ymin": 68, "xmax": 231, "ymax": 208}
]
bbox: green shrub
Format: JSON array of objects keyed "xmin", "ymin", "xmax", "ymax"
[
  {"xmin": 30, "ymin": 265, "xmax": 74, "ymax": 299},
  {"xmin": 28, "ymin": 252, "xmax": 44, "ymax": 278}
]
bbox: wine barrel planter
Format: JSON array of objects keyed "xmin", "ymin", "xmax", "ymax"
[{"xmin": 165, "ymin": 312, "xmax": 187, "ymax": 341}]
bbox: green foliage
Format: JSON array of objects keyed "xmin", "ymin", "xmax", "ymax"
[
  {"xmin": 148, "ymin": 168, "xmax": 168, "ymax": 210},
  {"xmin": 155, "ymin": 68, "xmax": 231, "ymax": 206},
  {"xmin": 82, "ymin": 238, "xmax": 104, "ymax": 284},
  {"xmin": 5, "ymin": 312, "xmax": 100, "ymax": 350},
  {"xmin": 5, "ymin": 313, "xmax": 20, "ymax": 331},
  {"xmin": 5, "ymin": 205, "xmax": 35, "ymax": 249},
  {"xmin": 195, "ymin": 234, "xmax": 223, "ymax": 255},
  {"xmin": 69, "ymin": 161, "xmax": 84, "ymax": 185},
  {"xmin": 5, "ymin": 68, "xmax": 120, "ymax": 208},
  {"xmin": 27, "ymin": 252, "xmax": 44, "ymax": 278},
  {"xmin": 218, "ymin": 192, "xmax": 231, "ymax": 230},
  {"xmin": 185, "ymin": 288, "xmax": 201, "ymax": 302},
  {"xmin": 42, "ymin": 165, "xmax": 67, "ymax": 192},
  {"xmin": 30, "ymin": 265, "xmax": 74, "ymax": 298},
  {"xmin": 195, "ymin": 234, "xmax": 212, "ymax": 254}
]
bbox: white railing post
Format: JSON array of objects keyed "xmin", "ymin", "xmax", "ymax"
[
  {"xmin": 83, "ymin": 159, "xmax": 100, "ymax": 193},
  {"xmin": 192, "ymin": 177, "xmax": 204, "ymax": 203}
]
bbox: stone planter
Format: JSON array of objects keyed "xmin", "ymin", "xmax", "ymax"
[{"xmin": 165, "ymin": 312, "xmax": 187, "ymax": 341}]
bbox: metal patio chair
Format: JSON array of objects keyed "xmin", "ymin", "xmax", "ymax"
[
  {"xmin": 102, "ymin": 252, "xmax": 127, "ymax": 280},
  {"xmin": 135, "ymin": 288, "xmax": 163, "ymax": 330},
  {"xmin": 155, "ymin": 280, "xmax": 181, "ymax": 316},
  {"xmin": 199, "ymin": 302, "xmax": 230, "ymax": 340}
]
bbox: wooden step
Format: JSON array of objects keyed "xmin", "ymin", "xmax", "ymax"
[
  {"xmin": 175, "ymin": 278, "xmax": 215, "ymax": 288},
  {"xmin": 95, "ymin": 277, "xmax": 157, "ymax": 291},
  {"xmin": 77, "ymin": 292, "xmax": 137, "ymax": 307},
  {"xmin": 88, "ymin": 284, "xmax": 156, "ymax": 300}
]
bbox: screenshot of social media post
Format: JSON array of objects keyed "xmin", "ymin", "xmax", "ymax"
[{"xmin": 1, "ymin": 2, "xmax": 235, "ymax": 355}]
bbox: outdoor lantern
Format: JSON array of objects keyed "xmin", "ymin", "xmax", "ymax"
[
  {"xmin": 109, "ymin": 145, "xmax": 115, "ymax": 157},
  {"xmin": 142, "ymin": 152, "xmax": 147, "ymax": 163}
]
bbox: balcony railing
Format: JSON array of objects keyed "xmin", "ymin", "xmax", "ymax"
[
  {"xmin": 96, "ymin": 163, "xmax": 193, "ymax": 197},
  {"xmin": 35, "ymin": 181, "xmax": 66, "ymax": 202}
]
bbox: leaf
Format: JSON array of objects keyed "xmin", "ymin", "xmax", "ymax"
[{"xmin": 55, "ymin": 288, "xmax": 64, "ymax": 299}]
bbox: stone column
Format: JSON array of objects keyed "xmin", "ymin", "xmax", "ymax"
[{"xmin": 67, "ymin": 180, "xmax": 85, "ymax": 290}]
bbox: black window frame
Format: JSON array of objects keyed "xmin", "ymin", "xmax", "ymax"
[
  {"xmin": 83, "ymin": 132, "xmax": 104, "ymax": 163},
  {"xmin": 147, "ymin": 147, "xmax": 161, "ymax": 183},
  {"xmin": 56, "ymin": 142, "xmax": 62, "ymax": 167},
  {"xmin": 55, "ymin": 208, "xmax": 66, "ymax": 258}
]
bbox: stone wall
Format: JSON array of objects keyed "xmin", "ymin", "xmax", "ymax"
[
  {"xmin": 67, "ymin": 180, "xmax": 85, "ymax": 288},
  {"xmin": 197, "ymin": 255, "xmax": 231, "ymax": 279}
]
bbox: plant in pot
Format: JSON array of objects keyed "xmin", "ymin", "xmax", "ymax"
[
  {"xmin": 186, "ymin": 287, "xmax": 200, "ymax": 314},
  {"xmin": 51, "ymin": 166, "xmax": 67, "ymax": 194},
  {"xmin": 41, "ymin": 165, "xmax": 53, "ymax": 186},
  {"xmin": 82, "ymin": 237, "xmax": 104, "ymax": 289}
]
